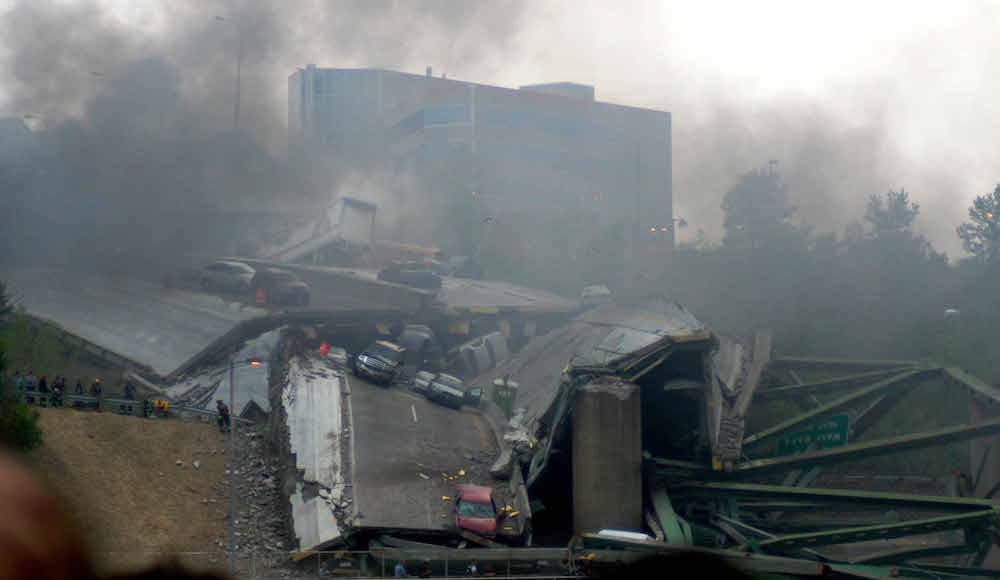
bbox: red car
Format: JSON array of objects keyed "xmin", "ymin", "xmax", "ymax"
[{"xmin": 454, "ymin": 484, "xmax": 499, "ymax": 537}]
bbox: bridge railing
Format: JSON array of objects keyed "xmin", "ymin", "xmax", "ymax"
[{"xmin": 94, "ymin": 549, "xmax": 580, "ymax": 579}]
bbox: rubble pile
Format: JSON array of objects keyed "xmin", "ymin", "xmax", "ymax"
[{"xmin": 206, "ymin": 427, "xmax": 299, "ymax": 577}]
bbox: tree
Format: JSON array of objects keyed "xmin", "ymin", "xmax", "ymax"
[
  {"xmin": 0, "ymin": 280, "xmax": 10, "ymax": 326},
  {"xmin": 721, "ymin": 166, "xmax": 802, "ymax": 251},
  {"xmin": 865, "ymin": 189, "xmax": 919, "ymax": 237},
  {"xmin": 0, "ymin": 281, "xmax": 42, "ymax": 452},
  {"xmin": 957, "ymin": 184, "xmax": 1000, "ymax": 263}
]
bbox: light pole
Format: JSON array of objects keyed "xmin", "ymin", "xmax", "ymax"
[
  {"xmin": 215, "ymin": 15, "xmax": 242, "ymax": 132},
  {"xmin": 228, "ymin": 355, "xmax": 261, "ymax": 575}
]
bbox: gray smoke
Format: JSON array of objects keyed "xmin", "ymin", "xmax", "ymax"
[
  {"xmin": 0, "ymin": 0, "xmax": 985, "ymax": 272},
  {"xmin": 0, "ymin": 0, "xmax": 528, "ymax": 270}
]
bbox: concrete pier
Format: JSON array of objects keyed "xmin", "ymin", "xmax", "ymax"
[{"xmin": 572, "ymin": 378, "xmax": 642, "ymax": 534}]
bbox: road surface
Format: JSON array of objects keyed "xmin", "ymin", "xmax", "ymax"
[
  {"xmin": 4, "ymin": 269, "xmax": 267, "ymax": 376},
  {"xmin": 348, "ymin": 373, "xmax": 498, "ymax": 531}
]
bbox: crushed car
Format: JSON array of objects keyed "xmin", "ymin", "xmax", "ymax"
[{"xmin": 454, "ymin": 484, "xmax": 502, "ymax": 537}]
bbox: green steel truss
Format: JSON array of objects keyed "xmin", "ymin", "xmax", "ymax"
[{"xmin": 643, "ymin": 357, "xmax": 1000, "ymax": 574}]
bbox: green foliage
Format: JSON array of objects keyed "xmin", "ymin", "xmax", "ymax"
[
  {"xmin": 0, "ymin": 280, "xmax": 10, "ymax": 319},
  {"xmin": 0, "ymin": 283, "xmax": 42, "ymax": 451},
  {"xmin": 0, "ymin": 281, "xmax": 44, "ymax": 452},
  {"xmin": 0, "ymin": 364, "xmax": 44, "ymax": 452},
  {"xmin": 865, "ymin": 189, "xmax": 919, "ymax": 237},
  {"xmin": 957, "ymin": 184, "xmax": 1000, "ymax": 263},
  {"xmin": 721, "ymin": 168, "xmax": 804, "ymax": 251}
]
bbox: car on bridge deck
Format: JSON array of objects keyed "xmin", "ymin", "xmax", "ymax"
[
  {"xmin": 353, "ymin": 340, "xmax": 405, "ymax": 385},
  {"xmin": 377, "ymin": 262, "xmax": 443, "ymax": 290},
  {"xmin": 413, "ymin": 372, "xmax": 484, "ymax": 409},
  {"xmin": 250, "ymin": 267, "xmax": 311, "ymax": 306},
  {"xmin": 199, "ymin": 260, "xmax": 255, "ymax": 292},
  {"xmin": 427, "ymin": 373, "xmax": 467, "ymax": 409},
  {"xmin": 455, "ymin": 484, "xmax": 500, "ymax": 537}
]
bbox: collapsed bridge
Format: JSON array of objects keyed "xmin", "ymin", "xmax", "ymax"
[{"xmin": 476, "ymin": 301, "xmax": 1000, "ymax": 573}]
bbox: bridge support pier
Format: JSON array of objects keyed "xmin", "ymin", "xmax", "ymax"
[{"xmin": 572, "ymin": 378, "xmax": 643, "ymax": 534}]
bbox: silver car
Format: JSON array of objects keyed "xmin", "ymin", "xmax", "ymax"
[{"xmin": 200, "ymin": 260, "xmax": 255, "ymax": 292}]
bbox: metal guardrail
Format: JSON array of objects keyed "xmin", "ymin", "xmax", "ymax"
[
  {"xmin": 18, "ymin": 391, "xmax": 253, "ymax": 425},
  {"xmin": 173, "ymin": 405, "xmax": 255, "ymax": 425},
  {"xmin": 95, "ymin": 549, "xmax": 580, "ymax": 579}
]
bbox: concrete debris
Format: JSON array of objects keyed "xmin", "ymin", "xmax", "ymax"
[
  {"xmin": 418, "ymin": 473, "xmax": 430, "ymax": 480},
  {"xmin": 708, "ymin": 332, "xmax": 772, "ymax": 470},
  {"xmin": 175, "ymin": 459, "xmax": 183, "ymax": 467},
  {"xmin": 210, "ymin": 426, "xmax": 296, "ymax": 577},
  {"xmin": 193, "ymin": 460, "xmax": 201, "ymax": 470},
  {"xmin": 490, "ymin": 447, "xmax": 514, "ymax": 480}
]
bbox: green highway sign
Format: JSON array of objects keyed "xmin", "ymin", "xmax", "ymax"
[{"xmin": 776, "ymin": 414, "xmax": 850, "ymax": 457}]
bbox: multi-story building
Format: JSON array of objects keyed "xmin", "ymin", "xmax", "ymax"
[{"xmin": 289, "ymin": 65, "xmax": 674, "ymax": 243}]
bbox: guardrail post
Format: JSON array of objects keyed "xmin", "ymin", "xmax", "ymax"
[
  {"xmin": 444, "ymin": 555, "xmax": 448, "ymax": 577},
  {"xmin": 507, "ymin": 557, "xmax": 511, "ymax": 578},
  {"xmin": 380, "ymin": 552, "xmax": 385, "ymax": 577}
]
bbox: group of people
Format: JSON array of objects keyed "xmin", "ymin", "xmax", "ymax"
[
  {"xmin": 394, "ymin": 560, "xmax": 486, "ymax": 577},
  {"xmin": 10, "ymin": 369, "xmax": 137, "ymax": 408}
]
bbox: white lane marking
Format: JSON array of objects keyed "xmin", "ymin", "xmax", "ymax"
[{"xmin": 411, "ymin": 404, "xmax": 418, "ymax": 423}]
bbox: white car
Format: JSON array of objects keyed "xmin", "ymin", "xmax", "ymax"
[{"xmin": 200, "ymin": 260, "xmax": 255, "ymax": 292}]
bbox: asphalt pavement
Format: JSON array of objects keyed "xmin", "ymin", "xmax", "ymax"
[{"xmin": 347, "ymin": 373, "xmax": 498, "ymax": 531}]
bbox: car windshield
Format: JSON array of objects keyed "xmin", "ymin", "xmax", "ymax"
[
  {"xmin": 368, "ymin": 343, "xmax": 403, "ymax": 362},
  {"xmin": 458, "ymin": 500, "xmax": 494, "ymax": 519}
]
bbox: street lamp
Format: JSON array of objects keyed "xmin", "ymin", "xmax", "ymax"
[
  {"xmin": 215, "ymin": 15, "xmax": 242, "ymax": 132},
  {"xmin": 228, "ymin": 355, "xmax": 261, "ymax": 575}
]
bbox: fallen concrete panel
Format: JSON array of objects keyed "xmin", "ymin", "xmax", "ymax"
[
  {"xmin": 5, "ymin": 269, "xmax": 266, "ymax": 376},
  {"xmin": 284, "ymin": 357, "xmax": 344, "ymax": 497},
  {"xmin": 291, "ymin": 484, "xmax": 341, "ymax": 552}
]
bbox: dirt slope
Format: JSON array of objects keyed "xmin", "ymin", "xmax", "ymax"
[{"xmin": 27, "ymin": 409, "xmax": 231, "ymax": 569}]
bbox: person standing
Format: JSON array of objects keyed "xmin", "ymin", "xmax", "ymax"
[
  {"xmin": 393, "ymin": 561, "xmax": 407, "ymax": 577},
  {"xmin": 51, "ymin": 378, "xmax": 63, "ymax": 408},
  {"xmin": 216, "ymin": 400, "xmax": 231, "ymax": 433},
  {"xmin": 37, "ymin": 375, "xmax": 48, "ymax": 394},
  {"xmin": 25, "ymin": 370, "xmax": 36, "ymax": 391},
  {"xmin": 13, "ymin": 370, "xmax": 24, "ymax": 392},
  {"xmin": 90, "ymin": 379, "xmax": 103, "ymax": 411},
  {"xmin": 74, "ymin": 378, "xmax": 84, "ymax": 395}
]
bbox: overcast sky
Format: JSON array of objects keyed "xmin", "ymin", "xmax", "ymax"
[{"xmin": 2, "ymin": 0, "xmax": 997, "ymax": 256}]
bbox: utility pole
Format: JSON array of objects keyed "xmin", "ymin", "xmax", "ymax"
[
  {"xmin": 216, "ymin": 16, "xmax": 242, "ymax": 132},
  {"xmin": 229, "ymin": 357, "xmax": 237, "ymax": 575}
]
